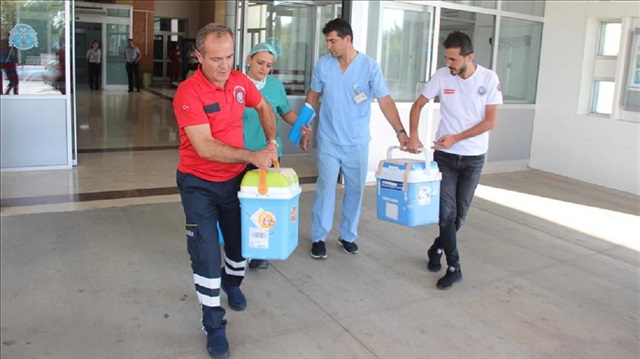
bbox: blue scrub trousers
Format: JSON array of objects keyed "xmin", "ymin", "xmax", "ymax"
[{"xmin": 311, "ymin": 137, "xmax": 369, "ymax": 243}]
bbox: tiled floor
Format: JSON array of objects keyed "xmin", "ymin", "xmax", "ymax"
[{"xmin": 1, "ymin": 85, "xmax": 318, "ymax": 216}]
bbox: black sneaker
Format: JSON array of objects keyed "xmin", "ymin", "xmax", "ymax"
[
  {"xmin": 436, "ymin": 266, "xmax": 462, "ymax": 290},
  {"xmin": 310, "ymin": 241, "xmax": 327, "ymax": 259},
  {"xmin": 248, "ymin": 259, "xmax": 269, "ymax": 269},
  {"xmin": 338, "ymin": 238, "xmax": 359, "ymax": 255},
  {"xmin": 427, "ymin": 247, "xmax": 443, "ymax": 272},
  {"xmin": 220, "ymin": 282, "xmax": 246, "ymax": 311},
  {"xmin": 206, "ymin": 320, "xmax": 229, "ymax": 359}
]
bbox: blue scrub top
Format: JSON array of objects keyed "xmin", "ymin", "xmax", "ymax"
[{"xmin": 310, "ymin": 52, "xmax": 389, "ymax": 145}]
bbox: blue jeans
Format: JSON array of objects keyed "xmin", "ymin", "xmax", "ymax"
[{"xmin": 432, "ymin": 150, "xmax": 485, "ymax": 268}]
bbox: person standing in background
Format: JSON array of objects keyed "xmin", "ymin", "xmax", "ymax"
[
  {"xmin": 86, "ymin": 40, "xmax": 101, "ymax": 90},
  {"xmin": 124, "ymin": 38, "xmax": 141, "ymax": 92},
  {"xmin": 241, "ymin": 38, "xmax": 312, "ymax": 269},
  {"xmin": 1, "ymin": 40, "xmax": 19, "ymax": 95},
  {"xmin": 169, "ymin": 43, "xmax": 182, "ymax": 84},
  {"xmin": 407, "ymin": 31, "xmax": 502, "ymax": 290}
]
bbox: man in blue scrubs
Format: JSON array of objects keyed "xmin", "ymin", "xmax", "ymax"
[{"xmin": 303, "ymin": 18, "xmax": 409, "ymax": 259}]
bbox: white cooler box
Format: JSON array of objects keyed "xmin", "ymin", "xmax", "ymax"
[
  {"xmin": 375, "ymin": 146, "xmax": 441, "ymax": 226},
  {"xmin": 238, "ymin": 166, "xmax": 301, "ymax": 260}
]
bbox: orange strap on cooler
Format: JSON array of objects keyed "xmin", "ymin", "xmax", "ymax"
[{"xmin": 258, "ymin": 160, "xmax": 280, "ymax": 195}]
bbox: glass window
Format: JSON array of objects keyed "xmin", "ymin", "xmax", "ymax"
[
  {"xmin": 444, "ymin": 1, "xmax": 496, "ymax": 10},
  {"xmin": 438, "ymin": 9, "xmax": 495, "ymax": 70},
  {"xmin": 317, "ymin": 2, "xmax": 342, "ymax": 59},
  {"xmin": 154, "ymin": 18, "xmax": 187, "ymax": 33},
  {"xmin": 501, "ymin": 1, "xmax": 545, "ymax": 17},
  {"xmin": 0, "ymin": 0, "xmax": 67, "ymax": 95},
  {"xmin": 496, "ymin": 17, "xmax": 543, "ymax": 103},
  {"xmin": 622, "ymin": 27, "xmax": 640, "ymax": 112},
  {"xmin": 241, "ymin": 1, "xmax": 342, "ymax": 95},
  {"xmin": 106, "ymin": 8, "xmax": 130, "ymax": 18},
  {"xmin": 377, "ymin": 1, "xmax": 435, "ymax": 101},
  {"xmin": 599, "ymin": 22, "xmax": 621, "ymax": 56},
  {"xmin": 593, "ymin": 80, "xmax": 615, "ymax": 114},
  {"xmin": 105, "ymin": 23, "xmax": 129, "ymax": 86}
]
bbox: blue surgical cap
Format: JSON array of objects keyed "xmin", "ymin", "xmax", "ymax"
[{"xmin": 248, "ymin": 37, "xmax": 281, "ymax": 61}]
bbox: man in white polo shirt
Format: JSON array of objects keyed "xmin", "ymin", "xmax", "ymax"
[
  {"xmin": 124, "ymin": 38, "xmax": 141, "ymax": 92},
  {"xmin": 407, "ymin": 31, "xmax": 503, "ymax": 290}
]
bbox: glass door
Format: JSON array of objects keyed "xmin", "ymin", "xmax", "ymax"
[
  {"xmin": 105, "ymin": 22, "xmax": 129, "ymax": 87},
  {"xmin": 236, "ymin": 0, "xmax": 342, "ymax": 155},
  {"xmin": 153, "ymin": 34, "xmax": 185, "ymax": 83}
]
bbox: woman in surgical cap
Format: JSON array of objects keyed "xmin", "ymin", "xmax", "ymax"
[{"xmin": 243, "ymin": 38, "xmax": 311, "ymax": 270}]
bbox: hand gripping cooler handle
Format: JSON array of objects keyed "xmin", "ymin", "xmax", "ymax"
[
  {"xmin": 258, "ymin": 160, "xmax": 280, "ymax": 195},
  {"xmin": 386, "ymin": 145, "xmax": 431, "ymax": 163},
  {"xmin": 383, "ymin": 146, "xmax": 432, "ymax": 193}
]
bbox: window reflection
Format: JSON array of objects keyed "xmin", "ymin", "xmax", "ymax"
[
  {"xmin": 378, "ymin": 1, "xmax": 435, "ymax": 101},
  {"xmin": 501, "ymin": 1, "xmax": 545, "ymax": 17},
  {"xmin": 438, "ymin": 9, "xmax": 495, "ymax": 70},
  {"xmin": 444, "ymin": 1, "xmax": 496, "ymax": 9},
  {"xmin": 496, "ymin": 17, "xmax": 542, "ymax": 103},
  {"xmin": 242, "ymin": 1, "xmax": 342, "ymax": 95},
  {"xmin": 0, "ymin": 0, "xmax": 66, "ymax": 95}
]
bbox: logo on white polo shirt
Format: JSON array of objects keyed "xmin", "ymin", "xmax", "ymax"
[{"xmin": 477, "ymin": 86, "xmax": 487, "ymax": 96}]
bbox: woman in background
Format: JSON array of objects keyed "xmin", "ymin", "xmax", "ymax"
[
  {"xmin": 86, "ymin": 40, "xmax": 101, "ymax": 90},
  {"xmin": 242, "ymin": 38, "xmax": 311, "ymax": 269},
  {"xmin": 168, "ymin": 43, "xmax": 182, "ymax": 84}
]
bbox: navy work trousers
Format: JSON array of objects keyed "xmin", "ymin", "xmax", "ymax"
[{"xmin": 176, "ymin": 170, "xmax": 246, "ymax": 332}]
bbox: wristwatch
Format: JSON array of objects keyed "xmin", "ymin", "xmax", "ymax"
[{"xmin": 268, "ymin": 139, "xmax": 279, "ymax": 148}]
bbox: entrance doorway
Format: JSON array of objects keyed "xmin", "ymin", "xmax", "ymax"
[
  {"xmin": 153, "ymin": 33, "xmax": 186, "ymax": 83},
  {"xmin": 153, "ymin": 18, "xmax": 187, "ymax": 84},
  {"xmin": 75, "ymin": 22, "xmax": 102, "ymax": 89}
]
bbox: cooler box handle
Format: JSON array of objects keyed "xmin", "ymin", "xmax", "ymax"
[
  {"xmin": 258, "ymin": 160, "xmax": 280, "ymax": 195},
  {"xmin": 381, "ymin": 146, "xmax": 432, "ymax": 192},
  {"xmin": 386, "ymin": 145, "xmax": 430, "ymax": 163}
]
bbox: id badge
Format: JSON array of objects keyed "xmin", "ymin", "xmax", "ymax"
[{"xmin": 354, "ymin": 92, "xmax": 367, "ymax": 104}]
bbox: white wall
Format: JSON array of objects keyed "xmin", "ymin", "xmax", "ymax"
[{"xmin": 530, "ymin": 1, "xmax": 640, "ymax": 195}]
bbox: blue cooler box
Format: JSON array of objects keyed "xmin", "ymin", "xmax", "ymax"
[
  {"xmin": 238, "ymin": 167, "xmax": 301, "ymax": 260},
  {"xmin": 375, "ymin": 147, "xmax": 441, "ymax": 226}
]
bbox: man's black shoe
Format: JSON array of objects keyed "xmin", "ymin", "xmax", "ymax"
[
  {"xmin": 427, "ymin": 247, "xmax": 443, "ymax": 272},
  {"xmin": 248, "ymin": 259, "xmax": 269, "ymax": 269},
  {"xmin": 436, "ymin": 266, "xmax": 462, "ymax": 290},
  {"xmin": 206, "ymin": 320, "xmax": 229, "ymax": 359},
  {"xmin": 310, "ymin": 241, "xmax": 327, "ymax": 259},
  {"xmin": 338, "ymin": 238, "xmax": 359, "ymax": 255},
  {"xmin": 220, "ymin": 282, "xmax": 246, "ymax": 311}
]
